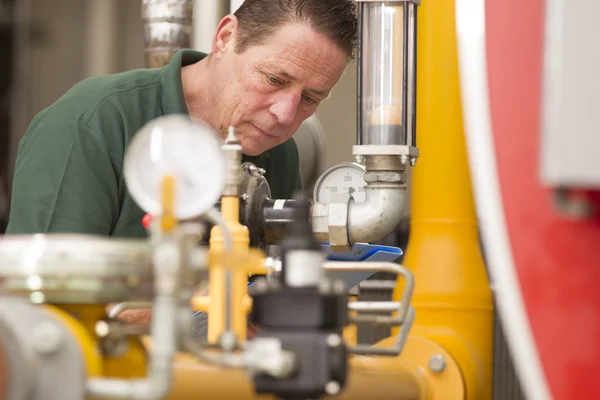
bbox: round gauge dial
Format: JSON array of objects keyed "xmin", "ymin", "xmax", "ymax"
[
  {"xmin": 124, "ymin": 115, "xmax": 226, "ymax": 220},
  {"xmin": 313, "ymin": 162, "xmax": 367, "ymax": 204}
]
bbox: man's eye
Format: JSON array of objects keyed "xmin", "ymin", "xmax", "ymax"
[
  {"xmin": 303, "ymin": 95, "xmax": 316, "ymax": 104},
  {"xmin": 268, "ymin": 76, "xmax": 282, "ymax": 84}
]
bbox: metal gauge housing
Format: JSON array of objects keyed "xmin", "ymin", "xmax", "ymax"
[
  {"xmin": 124, "ymin": 115, "xmax": 226, "ymax": 220},
  {"xmin": 313, "ymin": 162, "xmax": 367, "ymax": 204}
]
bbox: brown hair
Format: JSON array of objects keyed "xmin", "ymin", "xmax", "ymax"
[{"xmin": 233, "ymin": 0, "xmax": 358, "ymax": 59}]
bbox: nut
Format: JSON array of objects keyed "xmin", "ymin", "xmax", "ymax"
[
  {"xmin": 364, "ymin": 171, "xmax": 406, "ymax": 184},
  {"xmin": 326, "ymin": 334, "xmax": 342, "ymax": 347},
  {"xmin": 325, "ymin": 381, "xmax": 341, "ymax": 395},
  {"xmin": 428, "ymin": 354, "xmax": 446, "ymax": 373},
  {"xmin": 328, "ymin": 197, "xmax": 350, "ymax": 252},
  {"xmin": 311, "ymin": 203, "xmax": 329, "ymax": 243}
]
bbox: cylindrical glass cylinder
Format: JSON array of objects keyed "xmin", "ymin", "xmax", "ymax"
[{"xmin": 358, "ymin": 2, "xmax": 405, "ymax": 146}]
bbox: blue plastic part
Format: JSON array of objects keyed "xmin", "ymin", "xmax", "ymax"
[
  {"xmin": 322, "ymin": 243, "xmax": 402, "ymax": 261},
  {"xmin": 322, "ymin": 243, "xmax": 403, "ymax": 289}
]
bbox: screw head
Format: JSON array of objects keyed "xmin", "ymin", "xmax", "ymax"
[
  {"xmin": 319, "ymin": 278, "xmax": 331, "ymax": 294},
  {"xmin": 326, "ymin": 334, "xmax": 342, "ymax": 348},
  {"xmin": 325, "ymin": 381, "xmax": 341, "ymax": 395},
  {"xmin": 31, "ymin": 321, "xmax": 63, "ymax": 355},
  {"xmin": 428, "ymin": 354, "xmax": 446, "ymax": 373},
  {"xmin": 95, "ymin": 320, "xmax": 110, "ymax": 338},
  {"xmin": 219, "ymin": 330, "xmax": 238, "ymax": 352},
  {"xmin": 333, "ymin": 279, "xmax": 346, "ymax": 294}
]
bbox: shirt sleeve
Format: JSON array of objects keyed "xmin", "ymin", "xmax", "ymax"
[{"xmin": 6, "ymin": 121, "xmax": 120, "ymax": 235}]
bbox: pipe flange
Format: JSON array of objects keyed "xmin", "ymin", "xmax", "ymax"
[{"xmin": 0, "ymin": 297, "xmax": 87, "ymax": 400}]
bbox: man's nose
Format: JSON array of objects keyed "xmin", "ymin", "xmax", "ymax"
[{"xmin": 269, "ymin": 91, "xmax": 300, "ymax": 126}]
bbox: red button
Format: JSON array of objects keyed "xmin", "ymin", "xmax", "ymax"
[{"xmin": 142, "ymin": 213, "xmax": 153, "ymax": 230}]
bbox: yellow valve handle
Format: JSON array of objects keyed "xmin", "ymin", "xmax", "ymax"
[{"xmin": 207, "ymin": 248, "xmax": 266, "ymax": 274}]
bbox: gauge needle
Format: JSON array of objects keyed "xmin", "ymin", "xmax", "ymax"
[{"xmin": 348, "ymin": 187, "xmax": 356, "ymax": 201}]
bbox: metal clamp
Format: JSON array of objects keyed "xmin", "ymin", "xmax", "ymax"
[{"xmin": 322, "ymin": 261, "xmax": 415, "ymax": 357}]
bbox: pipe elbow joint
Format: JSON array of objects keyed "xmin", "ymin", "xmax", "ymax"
[{"xmin": 348, "ymin": 185, "xmax": 407, "ymax": 244}]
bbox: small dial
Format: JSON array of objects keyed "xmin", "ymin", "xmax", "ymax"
[
  {"xmin": 124, "ymin": 115, "xmax": 226, "ymax": 219},
  {"xmin": 313, "ymin": 162, "xmax": 367, "ymax": 204}
]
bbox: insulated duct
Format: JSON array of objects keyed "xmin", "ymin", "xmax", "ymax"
[{"xmin": 142, "ymin": 0, "xmax": 194, "ymax": 68}]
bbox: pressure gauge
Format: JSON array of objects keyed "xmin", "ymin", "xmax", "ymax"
[
  {"xmin": 124, "ymin": 115, "xmax": 226, "ymax": 220},
  {"xmin": 313, "ymin": 162, "xmax": 367, "ymax": 204}
]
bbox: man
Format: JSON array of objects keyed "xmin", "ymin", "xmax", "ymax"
[
  {"xmin": 6, "ymin": 0, "xmax": 357, "ymax": 237},
  {"xmin": 5, "ymin": 0, "xmax": 357, "ymax": 325}
]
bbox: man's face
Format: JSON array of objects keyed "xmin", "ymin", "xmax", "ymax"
[{"xmin": 210, "ymin": 19, "xmax": 348, "ymax": 156}]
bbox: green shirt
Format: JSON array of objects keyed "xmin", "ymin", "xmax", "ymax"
[{"xmin": 6, "ymin": 50, "xmax": 301, "ymax": 238}]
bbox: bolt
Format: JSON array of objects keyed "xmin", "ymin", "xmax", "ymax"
[
  {"xmin": 400, "ymin": 155, "xmax": 409, "ymax": 165},
  {"xmin": 333, "ymin": 279, "xmax": 346, "ymax": 294},
  {"xmin": 95, "ymin": 320, "xmax": 110, "ymax": 338},
  {"xmin": 325, "ymin": 381, "xmax": 341, "ymax": 395},
  {"xmin": 410, "ymin": 157, "xmax": 417, "ymax": 167},
  {"xmin": 428, "ymin": 354, "xmax": 446, "ymax": 373},
  {"xmin": 319, "ymin": 278, "xmax": 331, "ymax": 294},
  {"xmin": 219, "ymin": 330, "xmax": 237, "ymax": 352},
  {"xmin": 257, "ymin": 168, "xmax": 266, "ymax": 176},
  {"xmin": 31, "ymin": 321, "xmax": 63, "ymax": 355},
  {"xmin": 326, "ymin": 334, "xmax": 342, "ymax": 348}
]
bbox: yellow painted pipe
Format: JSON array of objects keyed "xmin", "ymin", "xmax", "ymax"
[
  {"xmin": 44, "ymin": 304, "xmax": 148, "ymax": 379},
  {"xmin": 157, "ymin": 334, "xmax": 465, "ymax": 399},
  {"xmin": 393, "ymin": 0, "xmax": 494, "ymax": 399}
]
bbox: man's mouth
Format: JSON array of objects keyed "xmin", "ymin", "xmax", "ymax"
[{"xmin": 252, "ymin": 124, "xmax": 277, "ymax": 140}]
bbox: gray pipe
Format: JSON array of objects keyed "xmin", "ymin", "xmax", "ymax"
[
  {"xmin": 142, "ymin": 0, "xmax": 194, "ymax": 68},
  {"xmin": 347, "ymin": 185, "xmax": 407, "ymax": 244}
]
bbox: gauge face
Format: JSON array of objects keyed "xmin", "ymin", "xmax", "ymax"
[
  {"xmin": 313, "ymin": 162, "xmax": 367, "ymax": 204},
  {"xmin": 124, "ymin": 115, "xmax": 226, "ymax": 220}
]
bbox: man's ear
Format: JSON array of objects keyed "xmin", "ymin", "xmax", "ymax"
[{"xmin": 212, "ymin": 15, "xmax": 239, "ymax": 59}]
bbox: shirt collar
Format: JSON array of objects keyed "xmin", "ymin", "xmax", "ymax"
[{"xmin": 160, "ymin": 49, "xmax": 207, "ymax": 116}]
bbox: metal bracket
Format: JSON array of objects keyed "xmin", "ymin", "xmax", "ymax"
[{"xmin": 322, "ymin": 261, "xmax": 415, "ymax": 357}]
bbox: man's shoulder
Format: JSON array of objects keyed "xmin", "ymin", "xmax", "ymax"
[{"xmin": 33, "ymin": 68, "xmax": 163, "ymax": 129}]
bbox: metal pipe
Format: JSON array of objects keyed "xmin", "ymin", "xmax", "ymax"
[
  {"xmin": 192, "ymin": 0, "xmax": 228, "ymax": 53},
  {"xmin": 405, "ymin": 3, "xmax": 418, "ymax": 148},
  {"xmin": 357, "ymin": 1, "xmax": 406, "ymax": 146},
  {"xmin": 262, "ymin": 199, "xmax": 296, "ymax": 244},
  {"xmin": 348, "ymin": 301, "xmax": 402, "ymax": 313},
  {"xmin": 322, "ymin": 261, "xmax": 413, "ymax": 325},
  {"xmin": 86, "ymin": 241, "xmax": 181, "ymax": 400},
  {"xmin": 164, "ymin": 350, "xmax": 422, "ymax": 400},
  {"xmin": 142, "ymin": 0, "xmax": 194, "ymax": 68},
  {"xmin": 347, "ymin": 185, "xmax": 407, "ymax": 244},
  {"xmin": 85, "ymin": 0, "xmax": 119, "ymax": 77},
  {"xmin": 87, "ymin": 294, "xmax": 177, "ymax": 399}
]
